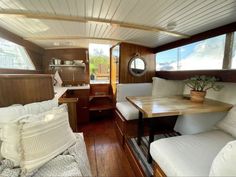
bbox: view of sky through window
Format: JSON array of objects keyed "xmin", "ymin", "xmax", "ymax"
[
  {"xmin": 0, "ymin": 38, "xmax": 35, "ymax": 70},
  {"xmin": 156, "ymin": 35, "xmax": 226, "ymax": 71}
]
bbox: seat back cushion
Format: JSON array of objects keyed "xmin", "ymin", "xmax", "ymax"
[
  {"xmin": 209, "ymin": 140, "xmax": 236, "ymax": 176},
  {"xmin": 216, "ymin": 105, "xmax": 236, "ymax": 137},
  {"xmin": 116, "ymin": 83, "xmax": 152, "ymax": 102},
  {"xmin": 152, "ymin": 77, "xmax": 184, "ymax": 97},
  {"xmin": 176, "ymin": 82, "xmax": 236, "ymax": 135}
]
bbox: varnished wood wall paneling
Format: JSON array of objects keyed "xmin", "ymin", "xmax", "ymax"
[
  {"xmin": 0, "ymin": 26, "xmax": 44, "ymax": 74},
  {"xmin": 43, "ymin": 48, "xmax": 89, "ymax": 84},
  {"xmin": 0, "ymin": 74, "xmax": 54, "ymax": 107},
  {"xmin": 119, "ymin": 43, "xmax": 155, "ymax": 83},
  {"xmin": 154, "ymin": 22, "xmax": 236, "ymax": 53},
  {"xmin": 156, "ymin": 70, "xmax": 236, "ymax": 83}
]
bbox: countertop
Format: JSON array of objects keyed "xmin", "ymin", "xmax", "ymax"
[{"xmin": 54, "ymin": 84, "xmax": 90, "ymax": 100}]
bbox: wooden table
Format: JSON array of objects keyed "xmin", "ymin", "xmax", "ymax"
[{"xmin": 126, "ymin": 95, "xmax": 233, "ymax": 163}]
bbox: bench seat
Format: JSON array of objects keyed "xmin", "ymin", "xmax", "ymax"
[{"xmin": 150, "ymin": 130, "xmax": 234, "ymax": 176}]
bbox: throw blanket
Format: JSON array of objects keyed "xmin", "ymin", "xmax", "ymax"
[{"xmin": 0, "ymin": 134, "xmax": 91, "ymax": 177}]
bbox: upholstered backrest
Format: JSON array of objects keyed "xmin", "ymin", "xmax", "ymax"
[
  {"xmin": 116, "ymin": 83, "xmax": 152, "ymax": 102},
  {"xmin": 183, "ymin": 82, "xmax": 236, "ymax": 104},
  {"xmin": 175, "ymin": 82, "xmax": 236, "ymax": 135}
]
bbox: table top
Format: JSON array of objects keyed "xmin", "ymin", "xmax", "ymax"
[{"xmin": 126, "ymin": 95, "xmax": 233, "ymax": 118}]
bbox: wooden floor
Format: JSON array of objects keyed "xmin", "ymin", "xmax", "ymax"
[{"xmin": 79, "ymin": 118, "xmax": 136, "ymax": 177}]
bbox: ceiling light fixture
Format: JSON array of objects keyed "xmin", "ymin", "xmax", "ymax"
[{"xmin": 166, "ymin": 22, "xmax": 177, "ymax": 31}]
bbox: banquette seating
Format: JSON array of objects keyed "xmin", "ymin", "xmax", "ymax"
[{"xmin": 115, "ymin": 77, "xmax": 236, "ymax": 176}]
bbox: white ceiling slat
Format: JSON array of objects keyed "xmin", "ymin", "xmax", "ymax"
[
  {"xmin": 140, "ymin": 0, "xmax": 176, "ymax": 27},
  {"xmin": 177, "ymin": 1, "xmax": 236, "ymax": 33},
  {"xmin": 85, "ymin": 0, "xmax": 94, "ymax": 17},
  {"xmin": 174, "ymin": 0, "xmax": 236, "ymax": 31},
  {"xmin": 153, "ymin": 0, "xmax": 195, "ymax": 27},
  {"xmin": 99, "ymin": 0, "xmax": 112, "ymax": 19}
]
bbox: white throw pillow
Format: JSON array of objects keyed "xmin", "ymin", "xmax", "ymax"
[
  {"xmin": 0, "ymin": 105, "xmax": 26, "ymax": 123},
  {"xmin": 0, "ymin": 104, "xmax": 74, "ymax": 172},
  {"xmin": 216, "ymin": 106, "xmax": 236, "ymax": 137},
  {"xmin": 24, "ymin": 98, "xmax": 58, "ymax": 115},
  {"xmin": 54, "ymin": 71, "xmax": 63, "ymax": 86},
  {"xmin": 152, "ymin": 77, "xmax": 184, "ymax": 97},
  {"xmin": 209, "ymin": 140, "xmax": 236, "ymax": 176},
  {"xmin": 20, "ymin": 111, "xmax": 76, "ymax": 173}
]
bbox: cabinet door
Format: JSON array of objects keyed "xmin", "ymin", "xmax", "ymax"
[{"xmin": 77, "ymin": 107, "xmax": 89, "ymax": 123}]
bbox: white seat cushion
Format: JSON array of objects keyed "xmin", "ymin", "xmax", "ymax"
[
  {"xmin": 209, "ymin": 140, "xmax": 236, "ymax": 176},
  {"xmin": 216, "ymin": 105, "xmax": 236, "ymax": 138},
  {"xmin": 116, "ymin": 101, "xmax": 139, "ymax": 120},
  {"xmin": 150, "ymin": 130, "xmax": 234, "ymax": 176}
]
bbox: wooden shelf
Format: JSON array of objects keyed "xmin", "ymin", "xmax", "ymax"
[
  {"xmin": 50, "ymin": 64, "xmax": 85, "ymax": 67},
  {"xmin": 89, "ymin": 104, "xmax": 114, "ymax": 111},
  {"xmin": 89, "ymin": 94, "xmax": 113, "ymax": 101}
]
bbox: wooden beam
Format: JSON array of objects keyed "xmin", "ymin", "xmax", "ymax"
[
  {"xmin": 0, "ymin": 10, "xmax": 189, "ymax": 38},
  {"xmin": 25, "ymin": 36, "xmax": 123, "ymax": 42},
  {"xmin": 154, "ymin": 21, "xmax": 236, "ymax": 53}
]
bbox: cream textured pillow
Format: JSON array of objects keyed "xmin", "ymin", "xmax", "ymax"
[
  {"xmin": 152, "ymin": 77, "xmax": 184, "ymax": 97},
  {"xmin": 20, "ymin": 111, "xmax": 76, "ymax": 173},
  {"xmin": 0, "ymin": 104, "xmax": 75, "ymax": 173},
  {"xmin": 216, "ymin": 106, "xmax": 236, "ymax": 137},
  {"xmin": 209, "ymin": 140, "xmax": 236, "ymax": 176},
  {"xmin": 24, "ymin": 98, "xmax": 58, "ymax": 115}
]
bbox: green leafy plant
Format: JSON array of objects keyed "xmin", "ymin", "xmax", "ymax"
[{"xmin": 184, "ymin": 75, "xmax": 224, "ymax": 92}]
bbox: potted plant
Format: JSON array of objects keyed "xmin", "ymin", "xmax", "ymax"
[{"xmin": 185, "ymin": 75, "xmax": 223, "ymax": 103}]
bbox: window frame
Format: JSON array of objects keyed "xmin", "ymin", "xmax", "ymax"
[
  {"xmin": 0, "ymin": 37, "xmax": 36, "ymax": 71},
  {"xmin": 156, "ymin": 31, "xmax": 236, "ymax": 71}
]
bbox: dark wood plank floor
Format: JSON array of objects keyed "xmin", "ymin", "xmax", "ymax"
[{"xmin": 79, "ymin": 118, "xmax": 136, "ymax": 177}]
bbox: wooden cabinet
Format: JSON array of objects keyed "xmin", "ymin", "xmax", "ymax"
[{"xmin": 66, "ymin": 89, "xmax": 90, "ymax": 124}]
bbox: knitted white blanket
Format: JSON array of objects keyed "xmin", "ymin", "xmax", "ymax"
[{"xmin": 0, "ymin": 134, "xmax": 91, "ymax": 177}]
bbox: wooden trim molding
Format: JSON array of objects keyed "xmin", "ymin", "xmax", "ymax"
[
  {"xmin": 156, "ymin": 70, "xmax": 236, "ymax": 83},
  {"xmin": 154, "ymin": 22, "xmax": 236, "ymax": 53}
]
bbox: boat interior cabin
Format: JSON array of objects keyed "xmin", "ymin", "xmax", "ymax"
[{"xmin": 1, "ymin": 0, "xmax": 236, "ymax": 177}]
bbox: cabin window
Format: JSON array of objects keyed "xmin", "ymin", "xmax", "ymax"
[
  {"xmin": 232, "ymin": 33, "xmax": 236, "ymax": 68},
  {"xmin": 89, "ymin": 43, "xmax": 110, "ymax": 84},
  {"xmin": 0, "ymin": 38, "xmax": 35, "ymax": 70},
  {"xmin": 156, "ymin": 35, "xmax": 226, "ymax": 71}
]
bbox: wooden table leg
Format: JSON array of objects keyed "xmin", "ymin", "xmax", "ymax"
[
  {"xmin": 137, "ymin": 111, "xmax": 143, "ymax": 145},
  {"xmin": 147, "ymin": 119, "xmax": 155, "ymax": 163}
]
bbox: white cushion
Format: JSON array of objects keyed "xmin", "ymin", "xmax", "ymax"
[
  {"xmin": 0, "ymin": 104, "xmax": 75, "ymax": 173},
  {"xmin": 216, "ymin": 106, "xmax": 236, "ymax": 138},
  {"xmin": 116, "ymin": 83, "xmax": 152, "ymax": 102},
  {"xmin": 54, "ymin": 70, "xmax": 63, "ymax": 86},
  {"xmin": 24, "ymin": 98, "xmax": 58, "ymax": 115},
  {"xmin": 209, "ymin": 140, "xmax": 236, "ymax": 176},
  {"xmin": 0, "ymin": 105, "xmax": 26, "ymax": 123},
  {"xmin": 152, "ymin": 77, "xmax": 184, "ymax": 97},
  {"xmin": 116, "ymin": 101, "xmax": 139, "ymax": 120},
  {"xmin": 150, "ymin": 130, "xmax": 234, "ymax": 176}
]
